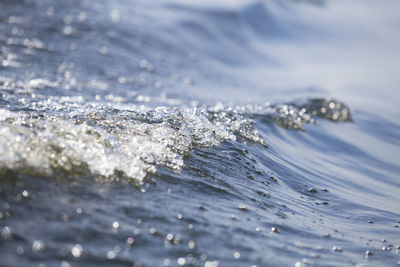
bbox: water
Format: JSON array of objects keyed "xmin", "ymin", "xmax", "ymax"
[{"xmin": 0, "ymin": 0, "xmax": 399, "ymax": 266}]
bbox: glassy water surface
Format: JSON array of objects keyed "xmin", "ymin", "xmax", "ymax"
[{"xmin": 0, "ymin": 0, "xmax": 399, "ymax": 266}]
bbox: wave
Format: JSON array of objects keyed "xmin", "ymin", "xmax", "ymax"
[{"xmin": 0, "ymin": 97, "xmax": 351, "ymax": 182}]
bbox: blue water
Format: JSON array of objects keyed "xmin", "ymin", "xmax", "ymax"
[{"xmin": 0, "ymin": 0, "xmax": 399, "ymax": 266}]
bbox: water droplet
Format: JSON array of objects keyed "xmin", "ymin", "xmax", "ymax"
[
  {"xmin": 163, "ymin": 258, "xmax": 170, "ymax": 266},
  {"xmin": 139, "ymin": 60, "xmax": 148, "ymax": 69},
  {"xmin": 133, "ymin": 228, "xmax": 141, "ymax": 235},
  {"xmin": 16, "ymin": 246, "xmax": 24, "ymax": 255},
  {"xmin": 205, "ymin": 261, "xmax": 219, "ymax": 267},
  {"xmin": 183, "ymin": 77, "xmax": 192, "ymax": 85},
  {"xmin": 238, "ymin": 204, "xmax": 247, "ymax": 211},
  {"xmin": 106, "ymin": 250, "xmax": 116, "ymax": 260},
  {"xmin": 188, "ymin": 240, "xmax": 196, "ymax": 250},
  {"xmin": 112, "ymin": 221, "xmax": 120, "ymax": 229},
  {"xmin": 173, "ymin": 236, "xmax": 181, "ymax": 245},
  {"xmin": 146, "ymin": 64, "xmax": 154, "ymax": 72},
  {"xmin": 270, "ymin": 176, "xmax": 278, "ymax": 182},
  {"xmin": 47, "ymin": 7, "xmax": 55, "ymax": 16},
  {"xmin": 309, "ymin": 253, "xmax": 318, "ymax": 258},
  {"xmin": 332, "ymin": 246, "xmax": 342, "ymax": 252},
  {"xmin": 308, "ymin": 188, "xmax": 318, "ymax": 193},
  {"xmin": 64, "ymin": 15, "xmax": 73, "ymax": 24},
  {"xmin": 71, "ymin": 244, "xmax": 82, "ymax": 257},
  {"xmin": 1, "ymin": 226, "xmax": 11, "ymax": 240},
  {"xmin": 149, "ymin": 227, "xmax": 157, "ymax": 235},
  {"xmin": 77, "ymin": 12, "xmax": 87, "ymax": 22},
  {"xmin": 271, "ymin": 227, "xmax": 280, "ymax": 234},
  {"xmin": 22, "ymin": 190, "xmax": 30, "ymax": 198},
  {"xmin": 127, "ymin": 237, "xmax": 134, "ymax": 245},
  {"xmin": 177, "ymin": 257, "xmax": 185, "ymax": 265},
  {"xmin": 99, "ymin": 47, "xmax": 109, "ymax": 55},
  {"xmin": 166, "ymin": 233, "xmax": 174, "ymax": 241},
  {"xmin": 110, "ymin": 10, "xmax": 120, "ymax": 23},
  {"xmin": 62, "ymin": 215, "xmax": 69, "ymax": 222},
  {"xmin": 63, "ymin": 26, "xmax": 73, "ymax": 35},
  {"xmin": 32, "ymin": 240, "xmax": 45, "ymax": 252},
  {"xmin": 231, "ymin": 215, "xmax": 240, "ymax": 221}
]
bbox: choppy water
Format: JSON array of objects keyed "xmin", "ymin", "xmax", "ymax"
[{"xmin": 1, "ymin": 0, "xmax": 399, "ymax": 266}]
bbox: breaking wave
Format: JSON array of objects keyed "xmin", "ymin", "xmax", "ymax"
[{"xmin": 0, "ymin": 96, "xmax": 351, "ymax": 181}]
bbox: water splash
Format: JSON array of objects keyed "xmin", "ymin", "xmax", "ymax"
[{"xmin": 0, "ymin": 97, "xmax": 351, "ymax": 182}]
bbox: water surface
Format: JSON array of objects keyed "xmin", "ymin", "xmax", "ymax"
[{"xmin": 0, "ymin": 0, "xmax": 399, "ymax": 266}]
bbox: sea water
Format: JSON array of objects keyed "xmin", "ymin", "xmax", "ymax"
[{"xmin": 0, "ymin": 0, "xmax": 399, "ymax": 266}]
